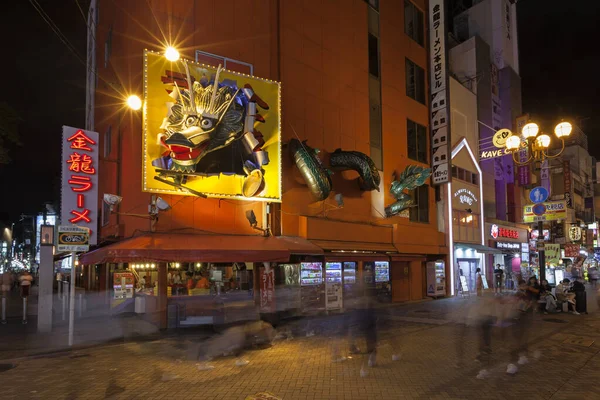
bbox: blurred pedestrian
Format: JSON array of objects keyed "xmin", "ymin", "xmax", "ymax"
[
  {"xmin": 476, "ymin": 268, "xmax": 483, "ymax": 297},
  {"xmin": 494, "ymin": 265, "xmax": 504, "ymax": 294},
  {"xmin": 19, "ymin": 270, "xmax": 33, "ymax": 298},
  {"xmin": 1, "ymin": 270, "xmax": 12, "ymax": 298},
  {"xmin": 505, "ymin": 278, "xmax": 538, "ymax": 374}
]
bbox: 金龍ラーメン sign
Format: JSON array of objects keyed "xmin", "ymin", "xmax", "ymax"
[
  {"xmin": 61, "ymin": 126, "xmax": 99, "ymax": 245},
  {"xmin": 523, "ymin": 200, "xmax": 567, "ymax": 223},
  {"xmin": 143, "ymin": 50, "xmax": 281, "ymax": 201}
]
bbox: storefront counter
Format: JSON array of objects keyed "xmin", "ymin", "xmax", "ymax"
[{"xmin": 166, "ymin": 290, "xmax": 257, "ymax": 327}]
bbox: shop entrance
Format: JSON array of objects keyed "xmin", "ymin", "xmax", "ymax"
[
  {"xmin": 391, "ymin": 262, "xmax": 410, "ymax": 302},
  {"xmin": 457, "ymin": 259, "xmax": 480, "ymax": 293}
]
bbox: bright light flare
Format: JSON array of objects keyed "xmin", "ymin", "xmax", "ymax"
[
  {"xmin": 165, "ymin": 46, "xmax": 180, "ymax": 62},
  {"xmin": 127, "ymin": 95, "xmax": 142, "ymax": 110}
]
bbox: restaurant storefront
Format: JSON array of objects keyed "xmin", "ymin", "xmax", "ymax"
[
  {"xmin": 79, "ymin": 233, "xmax": 323, "ymax": 328},
  {"xmin": 485, "ymin": 221, "xmax": 529, "ymax": 286}
]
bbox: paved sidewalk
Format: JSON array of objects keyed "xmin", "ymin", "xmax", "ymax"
[{"xmin": 1, "ymin": 296, "xmax": 599, "ymax": 399}]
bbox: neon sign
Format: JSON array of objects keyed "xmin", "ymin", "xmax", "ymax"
[
  {"xmin": 61, "ymin": 127, "xmax": 99, "ymax": 245},
  {"xmin": 454, "ymin": 188, "xmax": 478, "ymax": 206},
  {"xmin": 490, "ymin": 224, "xmax": 519, "ymax": 239}
]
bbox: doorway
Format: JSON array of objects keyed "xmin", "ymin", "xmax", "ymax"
[{"xmin": 457, "ymin": 258, "xmax": 480, "ymax": 293}]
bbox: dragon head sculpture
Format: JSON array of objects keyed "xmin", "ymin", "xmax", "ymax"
[{"xmin": 159, "ymin": 65, "xmax": 245, "ymax": 173}]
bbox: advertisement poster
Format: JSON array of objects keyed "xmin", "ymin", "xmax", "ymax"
[
  {"xmin": 544, "ymin": 244, "xmax": 560, "ymax": 264},
  {"xmin": 113, "ymin": 272, "xmax": 134, "ymax": 299},
  {"xmin": 564, "ymin": 244, "xmax": 581, "ymax": 258},
  {"xmin": 143, "ymin": 50, "xmax": 281, "ymax": 201},
  {"xmin": 259, "ymin": 266, "xmax": 275, "ymax": 313}
]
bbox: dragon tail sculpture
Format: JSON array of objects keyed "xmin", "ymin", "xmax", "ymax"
[
  {"xmin": 329, "ymin": 149, "xmax": 381, "ymax": 192},
  {"xmin": 384, "ymin": 165, "xmax": 432, "ymax": 218},
  {"xmin": 289, "ymin": 138, "xmax": 332, "ymax": 201}
]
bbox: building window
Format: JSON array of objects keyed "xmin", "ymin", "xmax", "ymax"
[
  {"xmin": 104, "ymin": 125, "xmax": 112, "ymax": 158},
  {"xmin": 104, "ymin": 25, "xmax": 113, "ymax": 68},
  {"xmin": 365, "ymin": 0, "xmax": 379, "ymax": 10},
  {"xmin": 404, "ymin": 1, "xmax": 424, "ymax": 46},
  {"xmin": 195, "ymin": 50, "xmax": 253, "ymax": 75},
  {"xmin": 407, "ymin": 119, "xmax": 428, "ymax": 163},
  {"xmin": 452, "ymin": 165, "xmax": 479, "ymax": 185},
  {"xmin": 453, "ymin": 210, "xmax": 480, "ymax": 228},
  {"xmin": 405, "ymin": 58, "xmax": 425, "ymax": 104},
  {"xmin": 368, "ymin": 6, "xmax": 382, "ymax": 170},
  {"xmin": 368, "ymin": 33, "xmax": 380, "ymax": 78},
  {"xmin": 410, "ymin": 185, "xmax": 429, "ymax": 223}
]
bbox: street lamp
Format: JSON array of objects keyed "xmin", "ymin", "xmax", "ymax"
[
  {"xmin": 502, "ymin": 120, "xmax": 573, "ymax": 282},
  {"xmin": 505, "ymin": 121, "xmax": 572, "ymax": 166}
]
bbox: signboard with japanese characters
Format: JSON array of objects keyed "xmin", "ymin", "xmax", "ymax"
[
  {"xmin": 57, "ymin": 225, "xmax": 90, "ymax": 252},
  {"xmin": 487, "ymin": 223, "xmax": 526, "ymax": 242},
  {"xmin": 545, "ymin": 244, "xmax": 560, "ymax": 264},
  {"xmin": 564, "ymin": 244, "xmax": 581, "ymax": 258},
  {"xmin": 523, "ymin": 200, "xmax": 567, "ymax": 223},
  {"xmin": 563, "ymin": 160, "xmax": 573, "ymax": 208},
  {"xmin": 259, "ymin": 264, "xmax": 275, "ymax": 313},
  {"xmin": 540, "ymin": 159, "xmax": 551, "ymax": 194},
  {"xmin": 61, "ymin": 126, "xmax": 99, "ymax": 245},
  {"xmin": 429, "ymin": 0, "xmax": 451, "ymax": 186},
  {"xmin": 516, "ymin": 115, "xmax": 530, "ymax": 186}
]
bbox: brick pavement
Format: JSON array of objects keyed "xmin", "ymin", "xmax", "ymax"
[{"xmin": 2, "ymin": 296, "xmax": 600, "ymax": 400}]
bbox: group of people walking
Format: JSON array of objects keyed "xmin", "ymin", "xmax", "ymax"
[
  {"xmin": 1, "ymin": 269, "xmax": 33, "ymax": 298},
  {"xmin": 469, "ymin": 271, "xmax": 591, "ymax": 379}
]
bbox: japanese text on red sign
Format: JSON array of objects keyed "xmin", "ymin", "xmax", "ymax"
[{"xmin": 66, "ymin": 130, "xmax": 97, "ymax": 225}]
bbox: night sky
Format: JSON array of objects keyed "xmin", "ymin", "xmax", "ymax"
[{"xmin": 0, "ymin": 0, "xmax": 598, "ymax": 226}]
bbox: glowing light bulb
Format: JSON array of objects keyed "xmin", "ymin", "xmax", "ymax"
[
  {"xmin": 505, "ymin": 135, "xmax": 521, "ymax": 150},
  {"xmin": 127, "ymin": 95, "xmax": 142, "ymax": 110},
  {"xmin": 165, "ymin": 46, "xmax": 180, "ymax": 62},
  {"xmin": 554, "ymin": 121, "xmax": 572, "ymax": 138},
  {"xmin": 536, "ymin": 134, "xmax": 551, "ymax": 149},
  {"xmin": 522, "ymin": 122, "xmax": 539, "ymax": 139}
]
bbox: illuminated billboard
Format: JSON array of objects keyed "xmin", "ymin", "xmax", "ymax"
[{"xmin": 143, "ymin": 50, "xmax": 281, "ymax": 201}]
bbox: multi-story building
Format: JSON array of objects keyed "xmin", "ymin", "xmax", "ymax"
[
  {"xmin": 77, "ymin": 0, "xmax": 448, "ymax": 328},
  {"xmin": 445, "ymin": 0, "xmax": 530, "ymax": 284}
]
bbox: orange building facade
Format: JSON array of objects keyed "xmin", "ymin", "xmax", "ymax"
[{"xmin": 81, "ymin": 0, "xmax": 448, "ymax": 327}]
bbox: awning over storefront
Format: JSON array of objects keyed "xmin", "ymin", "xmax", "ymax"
[
  {"xmin": 311, "ymin": 239, "xmax": 397, "ymax": 253},
  {"xmin": 78, "ymin": 233, "xmax": 323, "ymax": 265},
  {"xmin": 310, "ymin": 239, "xmax": 398, "ymax": 262},
  {"xmin": 455, "ymin": 242, "xmax": 503, "ymax": 254}
]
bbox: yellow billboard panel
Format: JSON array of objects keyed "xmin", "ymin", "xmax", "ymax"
[
  {"xmin": 143, "ymin": 50, "xmax": 281, "ymax": 201},
  {"xmin": 523, "ymin": 200, "xmax": 567, "ymax": 223}
]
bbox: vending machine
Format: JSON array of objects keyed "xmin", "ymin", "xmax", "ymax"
[
  {"xmin": 426, "ymin": 260, "xmax": 446, "ymax": 298},
  {"xmin": 325, "ymin": 262, "xmax": 343, "ymax": 310},
  {"xmin": 300, "ymin": 262, "xmax": 324, "ymax": 312}
]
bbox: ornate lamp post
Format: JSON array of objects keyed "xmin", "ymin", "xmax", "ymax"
[{"xmin": 503, "ymin": 121, "xmax": 573, "ymax": 282}]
